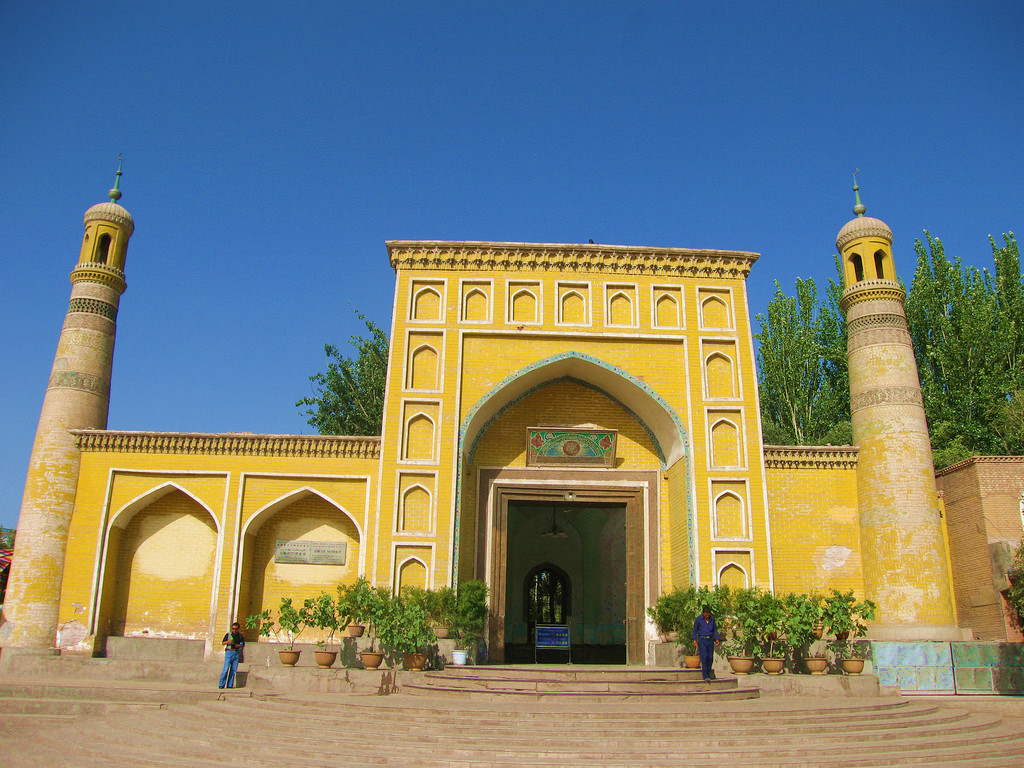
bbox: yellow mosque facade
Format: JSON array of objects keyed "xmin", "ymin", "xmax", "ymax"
[{"xmin": 6, "ymin": 179, "xmax": 1007, "ymax": 666}]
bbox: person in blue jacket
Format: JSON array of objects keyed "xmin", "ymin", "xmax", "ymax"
[
  {"xmin": 218, "ymin": 621, "xmax": 245, "ymax": 689},
  {"xmin": 691, "ymin": 605, "xmax": 720, "ymax": 683}
]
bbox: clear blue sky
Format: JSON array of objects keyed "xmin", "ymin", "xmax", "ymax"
[{"xmin": 1, "ymin": 2, "xmax": 1021, "ymax": 528}]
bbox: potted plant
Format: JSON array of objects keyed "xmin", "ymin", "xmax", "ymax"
[
  {"xmin": 451, "ymin": 579, "xmax": 489, "ymax": 665},
  {"xmin": 823, "ymin": 589, "xmax": 876, "ymax": 641},
  {"xmin": 302, "ymin": 591, "xmax": 341, "ymax": 668},
  {"xmin": 805, "ymin": 649, "xmax": 829, "ymax": 675},
  {"xmin": 380, "ymin": 593, "xmax": 436, "ymax": 670},
  {"xmin": 831, "ymin": 639, "xmax": 871, "ymax": 674},
  {"xmin": 337, "ymin": 576, "xmax": 376, "ymax": 637},
  {"xmin": 753, "ymin": 590, "xmax": 787, "ymax": 673},
  {"xmin": 723, "ymin": 587, "xmax": 758, "ymax": 674},
  {"xmin": 246, "ymin": 596, "xmax": 305, "ymax": 666},
  {"xmin": 424, "ymin": 586, "xmax": 457, "ymax": 639}
]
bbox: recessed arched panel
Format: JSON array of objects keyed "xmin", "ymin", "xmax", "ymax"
[
  {"xmin": 398, "ymin": 557, "xmax": 428, "ymax": 591},
  {"xmin": 713, "ymin": 491, "xmax": 745, "ymax": 538},
  {"xmin": 511, "ymin": 289, "xmax": 537, "ymax": 324},
  {"xmin": 404, "ymin": 413, "xmax": 435, "ymax": 461},
  {"xmin": 655, "ymin": 293, "xmax": 680, "ymax": 327},
  {"xmin": 560, "ymin": 291, "xmax": 586, "ymax": 324},
  {"xmin": 710, "ymin": 418, "xmax": 742, "ymax": 468},
  {"xmin": 718, "ymin": 562, "xmax": 748, "ymax": 589},
  {"xmin": 109, "ymin": 489, "xmax": 217, "ymax": 638},
  {"xmin": 608, "ymin": 292, "xmax": 633, "ymax": 326},
  {"xmin": 411, "ymin": 285, "xmax": 442, "ymax": 321},
  {"xmin": 700, "ymin": 295, "xmax": 731, "ymax": 329},
  {"xmin": 705, "ymin": 352, "xmax": 737, "ymax": 398},
  {"xmin": 463, "ymin": 288, "xmax": 488, "ymax": 322},
  {"xmin": 400, "ymin": 484, "xmax": 432, "ymax": 532},
  {"xmin": 408, "ymin": 344, "xmax": 439, "ymax": 390},
  {"xmin": 244, "ymin": 490, "xmax": 361, "ymax": 627}
]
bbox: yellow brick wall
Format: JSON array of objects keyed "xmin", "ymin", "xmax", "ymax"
[
  {"xmin": 765, "ymin": 463, "xmax": 866, "ymax": 597},
  {"xmin": 58, "ymin": 444, "xmax": 378, "ymax": 645}
]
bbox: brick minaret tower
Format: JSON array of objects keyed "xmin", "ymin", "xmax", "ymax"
[
  {"xmin": 1, "ymin": 163, "xmax": 134, "ymax": 652},
  {"xmin": 837, "ymin": 176, "xmax": 958, "ymax": 639}
]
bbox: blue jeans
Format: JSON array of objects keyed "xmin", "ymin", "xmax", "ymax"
[
  {"xmin": 697, "ymin": 637, "xmax": 715, "ymax": 680},
  {"xmin": 219, "ymin": 649, "xmax": 240, "ymax": 688}
]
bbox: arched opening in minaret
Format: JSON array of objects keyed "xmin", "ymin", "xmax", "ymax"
[
  {"xmin": 850, "ymin": 252, "xmax": 865, "ymax": 282},
  {"xmin": 96, "ymin": 233, "xmax": 111, "ymax": 265},
  {"xmin": 874, "ymin": 250, "xmax": 887, "ymax": 280}
]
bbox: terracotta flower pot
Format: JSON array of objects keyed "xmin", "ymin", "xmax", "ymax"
[
  {"xmin": 314, "ymin": 650, "xmax": 338, "ymax": 669},
  {"xmin": 841, "ymin": 658, "xmax": 865, "ymax": 675},
  {"xmin": 805, "ymin": 657, "xmax": 828, "ymax": 675},
  {"xmin": 347, "ymin": 624, "xmax": 365, "ymax": 638},
  {"xmin": 683, "ymin": 654, "xmax": 701, "ymax": 669},
  {"xmin": 403, "ymin": 652, "xmax": 428, "ymax": 671},
  {"xmin": 433, "ymin": 626, "xmax": 450, "ymax": 639},
  {"xmin": 728, "ymin": 656, "xmax": 755, "ymax": 675},
  {"xmin": 360, "ymin": 651, "xmax": 384, "ymax": 669},
  {"xmin": 278, "ymin": 650, "xmax": 301, "ymax": 667},
  {"xmin": 762, "ymin": 658, "xmax": 785, "ymax": 675}
]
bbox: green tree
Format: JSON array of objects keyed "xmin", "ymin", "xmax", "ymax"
[
  {"xmin": 296, "ymin": 312, "xmax": 389, "ymax": 436},
  {"xmin": 905, "ymin": 233, "xmax": 1024, "ymax": 466},
  {"xmin": 755, "ymin": 266, "xmax": 849, "ymax": 445}
]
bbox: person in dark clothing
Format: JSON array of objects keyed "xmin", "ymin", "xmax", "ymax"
[
  {"xmin": 691, "ymin": 605, "xmax": 720, "ymax": 682},
  {"xmin": 218, "ymin": 622, "xmax": 245, "ymax": 689}
]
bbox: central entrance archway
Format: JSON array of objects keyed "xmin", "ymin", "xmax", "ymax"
[{"xmin": 478, "ymin": 470, "xmax": 658, "ymax": 665}]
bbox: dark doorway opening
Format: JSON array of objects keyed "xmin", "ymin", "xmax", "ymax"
[{"xmin": 503, "ymin": 500, "xmax": 626, "ymax": 664}]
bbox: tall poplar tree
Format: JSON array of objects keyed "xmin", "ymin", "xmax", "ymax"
[
  {"xmin": 754, "ymin": 266, "xmax": 849, "ymax": 445},
  {"xmin": 905, "ymin": 232, "xmax": 1023, "ymax": 466}
]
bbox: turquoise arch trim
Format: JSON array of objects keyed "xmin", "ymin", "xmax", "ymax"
[{"xmin": 451, "ymin": 350, "xmax": 694, "ymax": 584}]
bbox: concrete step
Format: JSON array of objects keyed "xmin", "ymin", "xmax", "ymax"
[
  {"xmin": 2, "ymin": 653, "xmax": 252, "ymax": 686},
  {"xmin": 104, "ymin": 636, "xmax": 206, "ymax": 661},
  {"xmin": 31, "ymin": 704, "xmax": 1024, "ymax": 767},
  {"xmin": 0, "ymin": 678, "xmax": 246, "ymax": 704},
  {"xmin": 0, "ymin": 696, "xmax": 165, "ymax": 716}
]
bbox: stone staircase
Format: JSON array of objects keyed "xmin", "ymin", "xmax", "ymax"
[
  {"xmin": 3, "ymin": 689, "xmax": 1024, "ymax": 767},
  {"xmin": 1, "ymin": 640, "xmax": 1023, "ymax": 766},
  {"xmin": 403, "ymin": 664, "xmax": 761, "ymax": 700}
]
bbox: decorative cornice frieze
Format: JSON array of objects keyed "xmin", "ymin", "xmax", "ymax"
[
  {"xmin": 850, "ymin": 386, "xmax": 924, "ymax": 413},
  {"xmin": 48, "ymin": 371, "xmax": 110, "ymax": 398},
  {"xmin": 847, "ymin": 326, "xmax": 913, "ymax": 353},
  {"xmin": 386, "ymin": 241, "xmax": 760, "ymax": 279},
  {"xmin": 839, "ymin": 279, "xmax": 905, "ymax": 313},
  {"xmin": 847, "ymin": 313, "xmax": 908, "ymax": 334},
  {"xmin": 71, "ymin": 430, "xmax": 381, "ymax": 459},
  {"xmin": 70, "ymin": 264, "xmax": 127, "ymax": 293},
  {"xmin": 936, "ymin": 454, "xmax": 1024, "ymax": 477},
  {"xmin": 68, "ymin": 297, "xmax": 118, "ymax": 321},
  {"xmin": 763, "ymin": 445, "xmax": 859, "ymax": 469}
]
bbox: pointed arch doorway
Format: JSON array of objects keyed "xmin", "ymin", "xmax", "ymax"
[{"xmin": 478, "ymin": 471, "xmax": 658, "ymax": 665}]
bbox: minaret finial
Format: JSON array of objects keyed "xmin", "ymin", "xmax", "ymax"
[
  {"xmin": 852, "ymin": 168, "xmax": 866, "ymax": 216},
  {"xmin": 109, "ymin": 154, "xmax": 124, "ymax": 203}
]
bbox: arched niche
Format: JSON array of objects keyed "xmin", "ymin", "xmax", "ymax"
[
  {"xmin": 397, "ymin": 557, "xmax": 428, "ymax": 591},
  {"xmin": 408, "ymin": 344, "xmax": 439, "ymax": 390},
  {"xmin": 241, "ymin": 488, "xmax": 361, "ymax": 625},
  {"xmin": 412, "ymin": 286, "xmax": 442, "ymax": 321},
  {"xmin": 713, "ymin": 491, "xmax": 745, "ymax": 538},
  {"xmin": 608, "ymin": 292, "xmax": 633, "ymax": 325},
  {"xmin": 400, "ymin": 484, "xmax": 432, "ymax": 533},
  {"xmin": 463, "ymin": 288, "xmax": 488, "ymax": 322},
  {"xmin": 717, "ymin": 562, "xmax": 748, "ymax": 589},
  {"xmin": 560, "ymin": 291, "xmax": 586, "ymax": 324},
  {"xmin": 710, "ymin": 418, "xmax": 741, "ymax": 467},
  {"xmin": 701, "ymin": 295, "xmax": 731, "ymax": 329},
  {"xmin": 404, "ymin": 412, "xmax": 435, "ymax": 461},
  {"xmin": 104, "ymin": 486, "xmax": 218, "ymax": 639},
  {"xmin": 510, "ymin": 289, "xmax": 537, "ymax": 324},
  {"xmin": 705, "ymin": 352, "xmax": 737, "ymax": 398}
]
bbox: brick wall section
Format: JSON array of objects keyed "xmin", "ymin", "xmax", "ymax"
[{"xmin": 936, "ymin": 456, "xmax": 1024, "ymax": 641}]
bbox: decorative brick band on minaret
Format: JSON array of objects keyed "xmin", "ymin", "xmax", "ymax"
[
  {"xmin": 837, "ymin": 193, "xmax": 958, "ymax": 639},
  {"xmin": 0, "ymin": 176, "xmax": 133, "ymax": 652}
]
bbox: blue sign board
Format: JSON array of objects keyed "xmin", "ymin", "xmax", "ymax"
[{"xmin": 535, "ymin": 624, "xmax": 570, "ymax": 649}]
